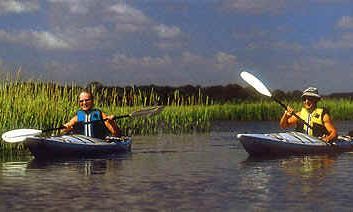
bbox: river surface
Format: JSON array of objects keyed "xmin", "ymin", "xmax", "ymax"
[{"xmin": 1, "ymin": 121, "xmax": 353, "ymax": 211}]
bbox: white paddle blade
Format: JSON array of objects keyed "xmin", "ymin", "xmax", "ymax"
[
  {"xmin": 1, "ymin": 129, "xmax": 42, "ymax": 143},
  {"xmin": 240, "ymin": 71, "xmax": 272, "ymax": 97}
]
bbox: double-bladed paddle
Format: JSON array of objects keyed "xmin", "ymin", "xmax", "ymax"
[
  {"xmin": 1, "ymin": 105, "xmax": 164, "ymax": 143},
  {"xmin": 240, "ymin": 71, "xmax": 312, "ymax": 129}
]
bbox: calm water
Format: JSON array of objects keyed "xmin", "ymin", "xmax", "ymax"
[{"xmin": 2, "ymin": 121, "xmax": 353, "ymax": 211}]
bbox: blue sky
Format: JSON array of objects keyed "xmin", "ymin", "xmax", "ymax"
[{"xmin": 0, "ymin": 0, "xmax": 353, "ymax": 93}]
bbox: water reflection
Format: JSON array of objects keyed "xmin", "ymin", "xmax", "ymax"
[
  {"xmin": 239, "ymin": 154, "xmax": 340, "ymax": 210},
  {"xmin": 242, "ymin": 154, "xmax": 337, "ymax": 181},
  {"xmin": 27, "ymin": 154, "xmax": 132, "ymax": 176},
  {"xmin": 279, "ymin": 155, "xmax": 337, "ymax": 179},
  {"xmin": 1, "ymin": 161, "xmax": 28, "ymax": 178}
]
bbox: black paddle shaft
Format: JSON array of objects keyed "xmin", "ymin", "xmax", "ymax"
[
  {"xmin": 272, "ymin": 97, "xmax": 313, "ymax": 130},
  {"xmin": 41, "ymin": 114, "xmax": 132, "ymax": 133}
]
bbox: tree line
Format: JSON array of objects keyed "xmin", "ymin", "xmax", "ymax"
[{"xmin": 86, "ymin": 82, "xmax": 353, "ymax": 106}]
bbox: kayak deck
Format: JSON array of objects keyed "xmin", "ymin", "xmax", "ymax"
[
  {"xmin": 25, "ymin": 134, "xmax": 132, "ymax": 159},
  {"xmin": 237, "ymin": 131, "xmax": 353, "ymax": 156}
]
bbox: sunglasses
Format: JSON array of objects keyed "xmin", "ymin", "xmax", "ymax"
[
  {"xmin": 302, "ymin": 96, "xmax": 317, "ymax": 102},
  {"xmin": 79, "ymin": 99, "xmax": 92, "ymax": 103}
]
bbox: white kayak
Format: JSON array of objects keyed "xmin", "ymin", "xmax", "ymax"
[
  {"xmin": 237, "ymin": 131, "xmax": 353, "ymax": 156},
  {"xmin": 24, "ymin": 134, "xmax": 132, "ymax": 159}
]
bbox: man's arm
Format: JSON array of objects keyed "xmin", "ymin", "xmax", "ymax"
[
  {"xmin": 280, "ymin": 106, "xmax": 299, "ymax": 129},
  {"xmin": 61, "ymin": 116, "xmax": 78, "ymax": 134},
  {"xmin": 102, "ymin": 112, "xmax": 121, "ymax": 137},
  {"xmin": 322, "ymin": 114, "xmax": 337, "ymax": 142}
]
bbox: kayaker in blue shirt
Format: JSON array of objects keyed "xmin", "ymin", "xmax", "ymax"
[
  {"xmin": 279, "ymin": 87, "xmax": 337, "ymax": 143},
  {"xmin": 61, "ymin": 90, "xmax": 121, "ymax": 139}
]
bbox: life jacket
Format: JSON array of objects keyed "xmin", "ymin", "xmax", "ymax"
[
  {"xmin": 295, "ymin": 107, "xmax": 329, "ymax": 137},
  {"xmin": 73, "ymin": 109, "xmax": 109, "ymax": 139}
]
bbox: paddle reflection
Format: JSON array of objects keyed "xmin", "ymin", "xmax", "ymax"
[{"xmin": 1, "ymin": 161, "xmax": 28, "ymax": 178}]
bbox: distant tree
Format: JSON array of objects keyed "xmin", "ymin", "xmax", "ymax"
[{"xmin": 87, "ymin": 81, "xmax": 104, "ymax": 91}]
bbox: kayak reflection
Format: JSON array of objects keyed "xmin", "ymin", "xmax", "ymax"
[
  {"xmin": 242, "ymin": 154, "xmax": 337, "ymax": 178},
  {"xmin": 27, "ymin": 154, "xmax": 132, "ymax": 176}
]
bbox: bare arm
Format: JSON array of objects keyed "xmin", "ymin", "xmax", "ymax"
[
  {"xmin": 279, "ymin": 106, "xmax": 299, "ymax": 129},
  {"xmin": 102, "ymin": 112, "xmax": 121, "ymax": 137},
  {"xmin": 61, "ymin": 116, "xmax": 78, "ymax": 134},
  {"xmin": 321, "ymin": 113, "xmax": 337, "ymax": 142}
]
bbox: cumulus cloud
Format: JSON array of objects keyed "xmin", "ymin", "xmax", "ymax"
[
  {"xmin": 44, "ymin": 2, "xmax": 185, "ymax": 51},
  {"xmin": 221, "ymin": 0, "xmax": 288, "ymax": 14},
  {"xmin": 215, "ymin": 52, "xmax": 237, "ymax": 69},
  {"xmin": 108, "ymin": 51, "xmax": 238, "ymax": 85},
  {"xmin": 107, "ymin": 3, "xmax": 152, "ymax": 33},
  {"xmin": 48, "ymin": 0, "xmax": 96, "ymax": 14},
  {"xmin": 111, "ymin": 54, "xmax": 172, "ymax": 67},
  {"xmin": 111, "ymin": 52, "xmax": 237, "ymax": 70},
  {"xmin": 337, "ymin": 16, "xmax": 353, "ymax": 30},
  {"xmin": 277, "ymin": 55, "xmax": 350, "ymax": 90},
  {"xmin": 220, "ymin": 0, "xmax": 349, "ymax": 15},
  {"xmin": 0, "ymin": 0, "xmax": 39, "ymax": 15},
  {"xmin": 56, "ymin": 25, "xmax": 109, "ymax": 50},
  {"xmin": 0, "ymin": 30, "xmax": 71, "ymax": 50},
  {"xmin": 153, "ymin": 24, "xmax": 185, "ymax": 50},
  {"xmin": 315, "ymin": 33, "xmax": 353, "ymax": 49},
  {"xmin": 0, "ymin": 2, "xmax": 186, "ymax": 52},
  {"xmin": 154, "ymin": 24, "xmax": 182, "ymax": 39}
]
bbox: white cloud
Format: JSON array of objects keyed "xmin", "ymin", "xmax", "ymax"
[
  {"xmin": 154, "ymin": 24, "xmax": 182, "ymax": 39},
  {"xmin": 315, "ymin": 32, "xmax": 353, "ymax": 49},
  {"xmin": 0, "ymin": 0, "xmax": 39, "ymax": 15},
  {"xmin": 216, "ymin": 52, "xmax": 237, "ymax": 63},
  {"xmin": 108, "ymin": 51, "xmax": 238, "ymax": 85},
  {"xmin": 0, "ymin": 30, "xmax": 71, "ymax": 50},
  {"xmin": 221, "ymin": 0, "xmax": 287, "ymax": 14},
  {"xmin": 221, "ymin": 0, "xmax": 350, "ymax": 15},
  {"xmin": 272, "ymin": 41, "xmax": 304, "ymax": 52},
  {"xmin": 155, "ymin": 41, "xmax": 184, "ymax": 50},
  {"xmin": 337, "ymin": 16, "xmax": 353, "ymax": 30},
  {"xmin": 181, "ymin": 52, "xmax": 205, "ymax": 64},
  {"xmin": 48, "ymin": 0, "xmax": 96, "ymax": 14},
  {"xmin": 56, "ymin": 25, "xmax": 109, "ymax": 50},
  {"xmin": 153, "ymin": 24, "xmax": 184, "ymax": 50},
  {"xmin": 111, "ymin": 54, "xmax": 172, "ymax": 67},
  {"xmin": 44, "ymin": 2, "xmax": 185, "ymax": 51},
  {"xmin": 274, "ymin": 55, "xmax": 348, "ymax": 92},
  {"xmin": 107, "ymin": 3, "xmax": 152, "ymax": 32}
]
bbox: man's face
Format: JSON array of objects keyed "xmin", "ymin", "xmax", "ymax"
[
  {"xmin": 79, "ymin": 92, "xmax": 93, "ymax": 111},
  {"xmin": 302, "ymin": 96, "xmax": 317, "ymax": 110}
]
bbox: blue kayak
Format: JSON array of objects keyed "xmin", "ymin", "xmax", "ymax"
[
  {"xmin": 237, "ymin": 131, "xmax": 353, "ymax": 156},
  {"xmin": 25, "ymin": 134, "xmax": 132, "ymax": 159}
]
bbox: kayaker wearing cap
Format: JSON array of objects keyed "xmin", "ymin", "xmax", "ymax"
[
  {"xmin": 61, "ymin": 90, "xmax": 121, "ymax": 139},
  {"xmin": 279, "ymin": 87, "xmax": 337, "ymax": 143}
]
